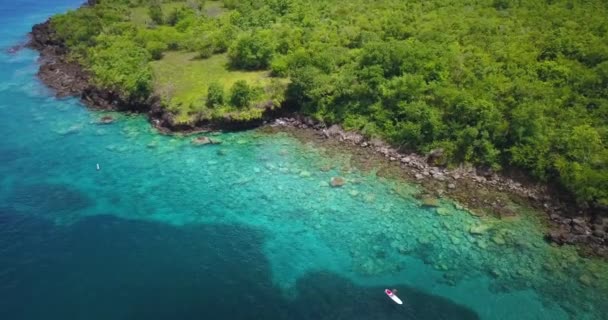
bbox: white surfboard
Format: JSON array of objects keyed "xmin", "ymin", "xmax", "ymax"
[{"xmin": 385, "ymin": 289, "xmax": 403, "ymax": 305}]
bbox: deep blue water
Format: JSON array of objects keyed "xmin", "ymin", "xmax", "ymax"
[{"xmin": 0, "ymin": 1, "xmax": 607, "ymax": 319}]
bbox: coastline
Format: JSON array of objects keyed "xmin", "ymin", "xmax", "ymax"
[
  {"xmin": 26, "ymin": 19, "xmax": 276, "ymax": 134},
  {"xmin": 266, "ymin": 118, "xmax": 607, "ymax": 256},
  {"xmin": 26, "ymin": 18, "xmax": 607, "ymax": 257}
]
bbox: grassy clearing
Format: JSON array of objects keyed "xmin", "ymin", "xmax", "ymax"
[
  {"xmin": 129, "ymin": 2, "xmax": 185, "ymax": 27},
  {"xmin": 204, "ymin": 1, "xmax": 225, "ymax": 17},
  {"xmin": 151, "ymin": 52, "xmax": 271, "ymax": 107},
  {"xmin": 129, "ymin": 1, "xmax": 225, "ymax": 26},
  {"xmin": 151, "ymin": 52, "xmax": 283, "ymax": 124}
]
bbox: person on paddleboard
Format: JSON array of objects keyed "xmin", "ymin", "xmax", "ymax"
[{"xmin": 385, "ymin": 288, "xmax": 404, "ymax": 304}]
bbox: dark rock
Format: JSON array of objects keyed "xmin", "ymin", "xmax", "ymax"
[
  {"xmin": 426, "ymin": 148, "xmax": 445, "ymax": 165},
  {"xmin": 369, "ymin": 138, "xmax": 386, "ymax": 148},
  {"xmin": 473, "ymin": 175, "xmax": 486, "ymax": 183},
  {"xmin": 550, "ymin": 213, "xmax": 562, "ymax": 221},
  {"xmin": 6, "ymin": 42, "xmax": 26, "ymax": 55},
  {"xmin": 476, "ymin": 166, "xmax": 494, "ymax": 177},
  {"xmin": 547, "ymin": 229, "xmax": 575, "ymax": 245},
  {"xmin": 325, "ymin": 124, "xmax": 343, "ymax": 138},
  {"xmin": 572, "ymin": 218, "xmax": 586, "ymax": 227},
  {"xmin": 192, "ymin": 136, "xmax": 212, "ymax": 145},
  {"xmin": 304, "ymin": 117, "xmax": 315, "ymax": 126},
  {"xmin": 343, "ymin": 131, "xmax": 364, "ymax": 144},
  {"xmin": 432, "ymin": 172, "xmax": 446, "ymax": 181},
  {"xmin": 98, "ymin": 115, "xmax": 114, "ymax": 124},
  {"xmin": 572, "ymin": 224, "xmax": 591, "ymax": 236}
]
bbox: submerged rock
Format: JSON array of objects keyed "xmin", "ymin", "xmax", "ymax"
[
  {"xmin": 57, "ymin": 125, "xmax": 82, "ymax": 136},
  {"xmin": 436, "ymin": 207, "xmax": 451, "ymax": 216},
  {"xmin": 363, "ymin": 194, "xmax": 376, "ymax": 203},
  {"xmin": 98, "ymin": 115, "xmax": 114, "ymax": 124},
  {"xmin": 192, "ymin": 136, "xmax": 212, "ymax": 145},
  {"xmin": 579, "ymin": 274, "xmax": 593, "ymax": 286},
  {"xmin": 490, "ymin": 269, "xmax": 502, "ymax": 278},
  {"xmin": 192, "ymin": 136, "xmax": 221, "ymax": 145},
  {"xmin": 299, "ymin": 170, "xmax": 311, "ymax": 178},
  {"xmin": 421, "ymin": 197, "xmax": 439, "ymax": 207},
  {"xmin": 477, "ymin": 240, "xmax": 488, "ymax": 249},
  {"xmin": 469, "ymin": 224, "xmax": 491, "ymax": 235},
  {"xmin": 492, "ymin": 235, "xmax": 506, "ymax": 245},
  {"xmin": 320, "ymin": 164, "xmax": 332, "ymax": 172},
  {"xmin": 330, "ymin": 176, "xmax": 346, "ymax": 187}
]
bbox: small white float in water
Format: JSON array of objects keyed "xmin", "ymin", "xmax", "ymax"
[
  {"xmin": 96, "ymin": 163, "xmax": 100, "ymax": 171},
  {"xmin": 385, "ymin": 289, "xmax": 403, "ymax": 305}
]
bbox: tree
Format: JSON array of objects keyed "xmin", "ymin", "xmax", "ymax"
[
  {"xmin": 228, "ymin": 31, "xmax": 275, "ymax": 70},
  {"xmin": 195, "ymin": 34, "xmax": 215, "ymax": 59},
  {"xmin": 230, "ymin": 80, "xmax": 252, "ymax": 108},
  {"xmin": 206, "ymin": 82, "xmax": 224, "ymax": 107},
  {"xmin": 148, "ymin": 3, "xmax": 163, "ymax": 25},
  {"xmin": 89, "ymin": 36, "xmax": 153, "ymax": 101}
]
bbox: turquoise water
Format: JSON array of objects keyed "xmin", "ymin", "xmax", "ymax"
[{"xmin": 1, "ymin": 2, "xmax": 607, "ymax": 319}]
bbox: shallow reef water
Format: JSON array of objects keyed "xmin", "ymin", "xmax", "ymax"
[{"xmin": 1, "ymin": 1, "xmax": 608, "ymax": 319}]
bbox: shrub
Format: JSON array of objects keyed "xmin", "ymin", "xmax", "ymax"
[
  {"xmin": 206, "ymin": 82, "xmax": 224, "ymax": 108},
  {"xmin": 229, "ymin": 80, "xmax": 252, "ymax": 108},
  {"xmin": 148, "ymin": 3, "xmax": 163, "ymax": 25},
  {"xmin": 228, "ymin": 31, "xmax": 275, "ymax": 70},
  {"xmin": 146, "ymin": 40, "xmax": 168, "ymax": 60}
]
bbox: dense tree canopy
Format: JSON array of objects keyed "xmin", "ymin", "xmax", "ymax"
[{"xmin": 50, "ymin": 0, "xmax": 608, "ymax": 206}]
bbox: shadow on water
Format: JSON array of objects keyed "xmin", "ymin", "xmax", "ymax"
[{"xmin": 0, "ymin": 212, "xmax": 479, "ymax": 320}]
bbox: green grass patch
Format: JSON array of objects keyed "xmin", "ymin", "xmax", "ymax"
[
  {"xmin": 129, "ymin": 2, "xmax": 186, "ymax": 27},
  {"xmin": 204, "ymin": 1, "xmax": 225, "ymax": 17},
  {"xmin": 129, "ymin": 1, "xmax": 225, "ymax": 27},
  {"xmin": 151, "ymin": 52, "xmax": 285, "ymax": 124}
]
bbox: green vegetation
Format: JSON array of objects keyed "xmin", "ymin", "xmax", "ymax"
[
  {"xmin": 206, "ymin": 81, "xmax": 224, "ymax": 107},
  {"xmin": 49, "ymin": 0, "xmax": 608, "ymax": 207},
  {"xmin": 150, "ymin": 52, "xmax": 280, "ymax": 123}
]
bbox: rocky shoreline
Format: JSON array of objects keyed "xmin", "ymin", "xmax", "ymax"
[
  {"xmin": 267, "ymin": 117, "xmax": 608, "ymax": 257},
  {"xmin": 27, "ymin": 19, "xmax": 273, "ymax": 134},
  {"xmin": 26, "ymin": 16, "xmax": 606, "ymax": 257}
]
